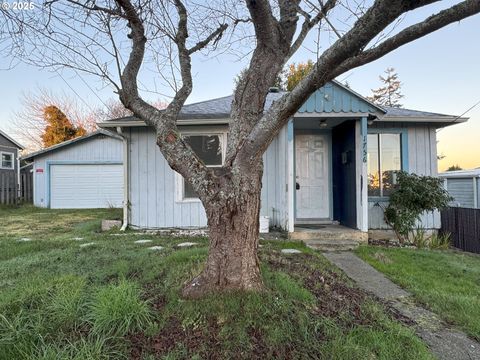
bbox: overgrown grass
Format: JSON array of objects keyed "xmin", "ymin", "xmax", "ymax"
[
  {"xmin": 356, "ymin": 245, "xmax": 480, "ymax": 340},
  {"xmin": 0, "ymin": 206, "xmax": 434, "ymax": 359}
]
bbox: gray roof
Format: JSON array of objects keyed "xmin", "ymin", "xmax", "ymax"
[
  {"xmin": 382, "ymin": 106, "xmax": 458, "ymax": 119},
  {"xmin": 0, "ymin": 128, "xmax": 24, "ymax": 149},
  {"xmin": 101, "ymin": 86, "xmax": 463, "ymax": 126},
  {"xmin": 22, "ymin": 129, "xmax": 122, "ymax": 161}
]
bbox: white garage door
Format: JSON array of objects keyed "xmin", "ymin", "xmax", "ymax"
[{"xmin": 50, "ymin": 164, "xmax": 123, "ymax": 209}]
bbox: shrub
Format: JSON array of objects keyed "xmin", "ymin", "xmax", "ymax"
[
  {"xmin": 87, "ymin": 280, "xmax": 153, "ymax": 337},
  {"xmin": 429, "ymin": 232, "xmax": 451, "ymax": 250},
  {"xmin": 383, "ymin": 172, "xmax": 452, "ymax": 244}
]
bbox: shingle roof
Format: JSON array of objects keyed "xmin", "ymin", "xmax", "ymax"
[
  {"xmin": 101, "ymin": 84, "xmax": 463, "ymax": 126},
  {"xmin": 383, "ymin": 106, "xmax": 458, "ymax": 119}
]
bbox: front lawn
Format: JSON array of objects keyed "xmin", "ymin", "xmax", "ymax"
[
  {"xmin": 0, "ymin": 206, "xmax": 433, "ymax": 359},
  {"xmin": 356, "ymin": 246, "xmax": 480, "ymax": 341}
]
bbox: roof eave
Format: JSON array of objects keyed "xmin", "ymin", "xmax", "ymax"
[
  {"xmin": 21, "ymin": 129, "xmax": 122, "ymax": 161},
  {"xmin": 0, "ymin": 129, "xmax": 25, "ymax": 150}
]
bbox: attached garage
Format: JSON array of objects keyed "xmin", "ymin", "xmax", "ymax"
[{"xmin": 22, "ymin": 130, "xmax": 124, "ymax": 209}]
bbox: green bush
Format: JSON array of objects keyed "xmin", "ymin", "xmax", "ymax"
[{"xmin": 384, "ymin": 172, "xmax": 452, "ymax": 244}]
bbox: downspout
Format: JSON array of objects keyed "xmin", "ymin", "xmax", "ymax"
[{"xmin": 116, "ymin": 127, "xmax": 129, "ymax": 231}]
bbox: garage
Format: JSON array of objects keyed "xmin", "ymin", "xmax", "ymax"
[
  {"xmin": 22, "ymin": 130, "xmax": 124, "ymax": 209},
  {"xmin": 50, "ymin": 164, "xmax": 123, "ymax": 209}
]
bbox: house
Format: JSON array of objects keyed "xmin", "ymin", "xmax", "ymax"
[
  {"xmin": 0, "ymin": 129, "xmax": 24, "ymax": 202},
  {"xmin": 439, "ymin": 169, "xmax": 480, "ymax": 208},
  {"xmin": 22, "ymin": 129, "xmax": 124, "ymax": 209},
  {"xmin": 98, "ymin": 81, "xmax": 467, "ymax": 237}
]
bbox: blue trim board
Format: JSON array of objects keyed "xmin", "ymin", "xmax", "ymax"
[{"xmin": 45, "ymin": 160, "xmax": 124, "ymax": 208}]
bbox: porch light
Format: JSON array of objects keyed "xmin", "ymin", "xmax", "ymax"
[{"xmin": 319, "ymin": 119, "xmax": 328, "ymax": 128}]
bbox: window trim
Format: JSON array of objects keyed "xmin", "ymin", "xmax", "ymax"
[
  {"xmin": 175, "ymin": 131, "xmax": 227, "ymax": 203},
  {"xmin": 367, "ymin": 129, "xmax": 408, "ymax": 199},
  {"xmin": 0, "ymin": 151, "xmax": 15, "ymax": 170}
]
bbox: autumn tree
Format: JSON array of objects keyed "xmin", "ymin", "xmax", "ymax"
[
  {"xmin": 41, "ymin": 105, "xmax": 86, "ymax": 147},
  {"xmin": 367, "ymin": 67, "xmax": 404, "ymax": 108},
  {"xmin": 2, "ymin": 0, "xmax": 479, "ymax": 298},
  {"xmin": 286, "ymin": 61, "xmax": 314, "ymax": 91}
]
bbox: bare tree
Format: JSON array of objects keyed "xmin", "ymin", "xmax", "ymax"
[
  {"xmin": 2, "ymin": 0, "xmax": 479, "ymax": 298},
  {"xmin": 12, "ymin": 88, "xmax": 97, "ymax": 151}
]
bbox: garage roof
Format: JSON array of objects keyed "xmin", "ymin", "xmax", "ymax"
[{"xmin": 21, "ymin": 129, "xmax": 122, "ymax": 161}]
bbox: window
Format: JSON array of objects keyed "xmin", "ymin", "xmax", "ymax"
[
  {"xmin": 1, "ymin": 152, "xmax": 14, "ymax": 170},
  {"xmin": 181, "ymin": 134, "xmax": 224, "ymax": 200},
  {"xmin": 367, "ymin": 133, "xmax": 402, "ymax": 197}
]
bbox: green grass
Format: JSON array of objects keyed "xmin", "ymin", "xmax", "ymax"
[
  {"xmin": 0, "ymin": 206, "xmax": 434, "ymax": 359},
  {"xmin": 356, "ymin": 245, "xmax": 480, "ymax": 340}
]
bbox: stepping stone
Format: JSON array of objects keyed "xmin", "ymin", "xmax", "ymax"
[
  {"xmin": 176, "ymin": 242, "xmax": 198, "ymax": 248},
  {"xmin": 17, "ymin": 238, "xmax": 32, "ymax": 242},
  {"xmin": 72, "ymin": 237, "xmax": 84, "ymax": 241},
  {"xmin": 281, "ymin": 248, "xmax": 302, "ymax": 254},
  {"xmin": 148, "ymin": 246, "xmax": 164, "ymax": 251},
  {"xmin": 134, "ymin": 239, "xmax": 152, "ymax": 244},
  {"xmin": 79, "ymin": 242, "xmax": 95, "ymax": 248}
]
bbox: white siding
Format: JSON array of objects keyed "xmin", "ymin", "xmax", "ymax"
[
  {"xmin": 368, "ymin": 124, "xmax": 441, "ymax": 229},
  {"xmin": 447, "ymin": 178, "xmax": 475, "ymax": 208},
  {"xmin": 127, "ymin": 126, "xmax": 289, "ymax": 229},
  {"xmin": 33, "ymin": 135, "xmax": 123, "ymax": 207}
]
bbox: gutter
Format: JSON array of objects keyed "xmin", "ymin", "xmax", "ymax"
[{"xmin": 116, "ymin": 127, "xmax": 129, "ymax": 231}]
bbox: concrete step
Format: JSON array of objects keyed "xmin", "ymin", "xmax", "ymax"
[
  {"xmin": 304, "ymin": 238, "xmax": 360, "ymax": 252},
  {"xmin": 290, "ymin": 229, "xmax": 367, "ymax": 242}
]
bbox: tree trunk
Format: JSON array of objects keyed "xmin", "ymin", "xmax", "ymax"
[{"xmin": 182, "ymin": 165, "xmax": 264, "ymax": 299}]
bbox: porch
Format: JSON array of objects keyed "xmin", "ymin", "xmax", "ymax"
[{"xmin": 286, "ymin": 115, "xmax": 371, "ymax": 239}]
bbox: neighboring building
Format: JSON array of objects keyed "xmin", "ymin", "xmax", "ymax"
[
  {"xmin": 0, "ymin": 129, "xmax": 24, "ymax": 200},
  {"xmin": 22, "ymin": 130, "xmax": 124, "ymax": 209},
  {"xmin": 439, "ymin": 169, "xmax": 480, "ymax": 209},
  {"xmin": 98, "ymin": 81, "xmax": 466, "ymax": 235}
]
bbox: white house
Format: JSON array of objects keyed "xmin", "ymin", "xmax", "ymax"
[
  {"xmin": 22, "ymin": 130, "xmax": 124, "ymax": 209},
  {"xmin": 440, "ymin": 169, "xmax": 480, "ymax": 209},
  {"xmin": 97, "ymin": 81, "xmax": 466, "ymax": 236}
]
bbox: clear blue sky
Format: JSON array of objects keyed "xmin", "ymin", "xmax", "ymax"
[{"xmin": 0, "ymin": 1, "xmax": 479, "ymax": 171}]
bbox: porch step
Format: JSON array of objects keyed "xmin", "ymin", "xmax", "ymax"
[
  {"xmin": 289, "ymin": 225, "xmax": 367, "ymax": 251},
  {"xmin": 304, "ymin": 238, "xmax": 359, "ymax": 252}
]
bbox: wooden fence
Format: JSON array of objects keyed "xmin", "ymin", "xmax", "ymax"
[
  {"xmin": 19, "ymin": 164, "xmax": 33, "ymax": 203},
  {"xmin": 440, "ymin": 207, "xmax": 480, "ymax": 254},
  {"xmin": 0, "ymin": 164, "xmax": 33, "ymax": 205},
  {"xmin": 0, "ymin": 172, "xmax": 18, "ymax": 205}
]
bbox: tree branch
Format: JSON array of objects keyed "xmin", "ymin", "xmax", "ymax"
[
  {"xmin": 332, "ymin": 0, "xmax": 480, "ymax": 78},
  {"xmin": 234, "ymin": 0, "xmax": 444, "ymax": 166}
]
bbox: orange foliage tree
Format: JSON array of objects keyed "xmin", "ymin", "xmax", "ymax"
[{"xmin": 41, "ymin": 105, "xmax": 86, "ymax": 147}]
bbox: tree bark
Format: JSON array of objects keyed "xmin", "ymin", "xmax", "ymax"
[{"xmin": 182, "ymin": 163, "xmax": 264, "ymax": 299}]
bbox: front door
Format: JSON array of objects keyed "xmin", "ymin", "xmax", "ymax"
[{"xmin": 295, "ymin": 134, "xmax": 330, "ymax": 220}]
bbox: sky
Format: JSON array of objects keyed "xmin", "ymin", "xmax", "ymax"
[{"xmin": 0, "ymin": 1, "xmax": 479, "ymax": 172}]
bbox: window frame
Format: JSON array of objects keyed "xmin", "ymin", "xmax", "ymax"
[
  {"xmin": 0, "ymin": 151, "xmax": 15, "ymax": 170},
  {"xmin": 175, "ymin": 131, "xmax": 227, "ymax": 203},
  {"xmin": 367, "ymin": 129, "xmax": 408, "ymax": 200}
]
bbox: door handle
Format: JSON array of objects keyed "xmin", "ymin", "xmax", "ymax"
[{"xmin": 296, "ymin": 182, "xmax": 300, "ymax": 190}]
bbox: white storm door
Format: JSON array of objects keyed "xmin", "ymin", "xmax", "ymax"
[{"xmin": 295, "ymin": 134, "xmax": 330, "ymax": 219}]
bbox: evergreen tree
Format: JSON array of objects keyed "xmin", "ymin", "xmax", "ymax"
[
  {"xmin": 367, "ymin": 67, "xmax": 404, "ymax": 108},
  {"xmin": 41, "ymin": 105, "xmax": 86, "ymax": 147},
  {"xmin": 446, "ymin": 164, "xmax": 462, "ymax": 171}
]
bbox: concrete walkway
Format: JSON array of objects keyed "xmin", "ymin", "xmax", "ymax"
[{"xmin": 323, "ymin": 252, "xmax": 480, "ymax": 360}]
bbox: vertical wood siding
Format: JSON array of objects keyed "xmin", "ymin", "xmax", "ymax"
[
  {"xmin": 128, "ymin": 127, "xmax": 289, "ymax": 229},
  {"xmin": 368, "ymin": 123, "xmax": 441, "ymax": 229},
  {"xmin": 33, "ymin": 135, "xmax": 123, "ymax": 207}
]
